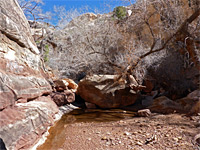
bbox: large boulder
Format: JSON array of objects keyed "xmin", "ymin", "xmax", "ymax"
[
  {"xmin": 148, "ymin": 90, "xmax": 200, "ymax": 114},
  {"xmin": 148, "ymin": 96, "xmax": 183, "ymax": 113},
  {"xmin": 77, "ymin": 75, "xmax": 139, "ymax": 108},
  {"xmin": 176, "ymin": 89, "xmax": 200, "ymax": 115}
]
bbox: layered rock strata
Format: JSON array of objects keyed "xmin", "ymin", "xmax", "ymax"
[{"xmin": 0, "ymin": 0, "xmax": 59, "ymax": 149}]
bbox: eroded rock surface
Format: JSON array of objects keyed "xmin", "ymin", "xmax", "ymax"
[
  {"xmin": 0, "ymin": 96, "xmax": 58, "ymax": 150},
  {"xmin": 0, "ymin": 0, "xmax": 52, "ymax": 109},
  {"xmin": 0, "ymin": 0, "xmax": 58, "ymax": 149}
]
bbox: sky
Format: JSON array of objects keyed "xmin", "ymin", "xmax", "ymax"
[
  {"xmin": 42, "ymin": 0, "xmax": 131, "ymax": 14},
  {"xmin": 36, "ymin": 0, "xmax": 134, "ymax": 26}
]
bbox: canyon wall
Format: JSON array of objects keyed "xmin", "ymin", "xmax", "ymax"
[{"xmin": 0, "ymin": 0, "xmax": 59, "ymax": 149}]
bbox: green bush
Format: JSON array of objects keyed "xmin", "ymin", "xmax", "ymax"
[
  {"xmin": 113, "ymin": 6, "xmax": 127, "ymax": 19},
  {"xmin": 44, "ymin": 44, "xmax": 49, "ymax": 63}
]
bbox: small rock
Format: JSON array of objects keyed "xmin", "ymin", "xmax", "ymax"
[
  {"xmin": 119, "ymin": 120, "xmax": 124, "ymax": 123},
  {"xmin": 124, "ymin": 131, "xmax": 131, "ymax": 136},
  {"xmin": 177, "ymin": 136, "xmax": 182, "ymax": 140},
  {"xmin": 106, "ymin": 132, "xmax": 111, "ymax": 135},
  {"xmin": 132, "ymin": 132, "xmax": 137, "ymax": 135},
  {"xmin": 101, "ymin": 137, "xmax": 108, "ymax": 140},
  {"xmin": 136, "ymin": 141, "xmax": 143, "ymax": 146},
  {"xmin": 112, "ymin": 142, "xmax": 115, "ymax": 145},
  {"xmin": 138, "ymin": 109, "xmax": 151, "ymax": 117},
  {"xmin": 138, "ymin": 130, "xmax": 142, "ymax": 134},
  {"xmin": 88, "ymin": 138, "xmax": 91, "ymax": 141},
  {"xmin": 165, "ymin": 134, "xmax": 169, "ymax": 137},
  {"xmin": 173, "ymin": 137, "xmax": 179, "ymax": 142},
  {"xmin": 106, "ymin": 141, "xmax": 111, "ymax": 145},
  {"xmin": 145, "ymin": 135, "xmax": 156, "ymax": 144}
]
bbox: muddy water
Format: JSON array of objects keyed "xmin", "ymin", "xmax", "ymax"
[{"xmin": 37, "ymin": 109, "xmax": 136, "ymax": 150}]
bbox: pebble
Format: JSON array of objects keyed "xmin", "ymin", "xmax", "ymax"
[
  {"xmin": 177, "ymin": 136, "xmax": 182, "ymax": 140},
  {"xmin": 106, "ymin": 141, "xmax": 111, "ymax": 145},
  {"xmin": 173, "ymin": 137, "xmax": 179, "ymax": 142},
  {"xmin": 88, "ymin": 138, "xmax": 91, "ymax": 141},
  {"xmin": 101, "ymin": 137, "xmax": 108, "ymax": 140},
  {"xmin": 119, "ymin": 120, "xmax": 124, "ymax": 123},
  {"xmin": 96, "ymin": 131, "xmax": 100, "ymax": 134},
  {"xmin": 138, "ymin": 130, "xmax": 142, "ymax": 133},
  {"xmin": 124, "ymin": 131, "xmax": 131, "ymax": 136},
  {"xmin": 107, "ymin": 132, "xmax": 111, "ymax": 135},
  {"xmin": 136, "ymin": 141, "xmax": 143, "ymax": 146},
  {"xmin": 165, "ymin": 134, "xmax": 169, "ymax": 137},
  {"xmin": 132, "ymin": 132, "xmax": 137, "ymax": 135}
]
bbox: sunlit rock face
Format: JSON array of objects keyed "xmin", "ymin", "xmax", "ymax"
[
  {"xmin": 0, "ymin": 0, "xmax": 58, "ymax": 149},
  {"xmin": 0, "ymin": 0, "xmax": 52, "ymax": 110},
  {"xmin": 77, "ymin": 75, "xmax": 139, "ymax": 108}
]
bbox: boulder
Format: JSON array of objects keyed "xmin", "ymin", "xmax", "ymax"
[
  {"xmin": 53, "ymin": 79, "xmax": 69, "ymax": 92},
  {"xmin": 148, "ymin": 96, "xmax": 183, "ymax": 113},
  {"xmin": 51, "ymin": 78, "xmax": 77, "ymax": 106},
  {"xmin": 53, "ymin": 78, "xmax": 78, "ymax": 92},
  {"xmin": 63, "ymin": 78, "xmax": 78, "ymax": 92},
  {"xmin": 51, "ymin": 90, "xmax": 75, "ymax": 106},
  {"xmin": 51, "ymin": 92, "xmax": 68, "ymax": 106},
  {"xmin": 77, "ymin": 75, "xmax": 139, "ymax": 108},
  {"xmin": 176, "ymin": 89, "xmax": 200, "ymax": 115},
  {"xmin": 187, "ymin": 89, "xmax": 200, "ymax": 100},
  {"xmin": 149, "ymin": 90, "xmax": 200, "ymax": 114},
  {"xmin": 64, "ymin": 90, "xmax": 75, "ymax": 103}
]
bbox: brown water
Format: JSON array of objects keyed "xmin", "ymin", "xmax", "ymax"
[{"xmin": 37, "ymin": 109, "xmax": 136, "ymax": 150}]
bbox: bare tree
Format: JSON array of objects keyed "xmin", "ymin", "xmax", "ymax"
[
  {"xmin": 17, "ymin": 0, "xmax": 52, "ymax": 22},
  {"xmin": 37, "ymin": 0, "xmax": 200, "ymax": 94},
  {"xmin": 111, "ymin": 0, "xmax": 200, "ymax": 80}
]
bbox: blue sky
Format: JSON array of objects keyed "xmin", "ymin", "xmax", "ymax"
[
  {"xmin": 39, "ymin": 0, "xmax": 134, "ymax": 25},
  {"xmin": 42, "ymin": 0, "xmax": 131, "ymax": 14}
]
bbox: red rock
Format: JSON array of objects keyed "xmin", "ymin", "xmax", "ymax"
[
  {"xmin": 0, "ymin": 1, "xmax": 55, "ymax": 149},
  {"xmin": 148, "ymin": 96, "xmax": 183, "ymax": 113},
  {"xmin": 77, "ymin": 75, "xmax": 139, "ymax": 108},
  {"xmin": 51, "ymin": 92, "xmax": 68, "ymax": 106},
  {"xmin": 63, "ymin": 78, "xmax": 78, "ymax": 92},
  {"xmin": 65, "ymin": 90, "xmax": 75, "ymax": 103},
  {"xmin": 176, "ymin": 89, "xmax": 200, "ymax": 115},
  {"xmin": 0, "ymin": 96, "xmax": 58, "ymax": 150},
  {"xmin": 85, "ymin": 102, "xmax": 97, "ymax": 109}
]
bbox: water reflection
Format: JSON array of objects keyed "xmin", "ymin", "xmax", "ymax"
[
  {"xmin": 68, "ymin": 109, "xmax": 136, "ymax": 122},
  {"xmin": 37, "ymin": 109, "xmax": 136, "ymax": 150}
]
